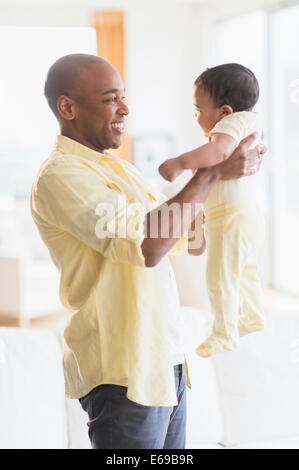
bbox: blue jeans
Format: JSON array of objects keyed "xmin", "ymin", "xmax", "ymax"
[{"xmin": 79, "ymin": 364, "xmax": 187, "ymax": 449}]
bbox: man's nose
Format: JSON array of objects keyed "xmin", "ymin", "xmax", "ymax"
[{"xmin": 118, "ymin": 101, "xmax": 129, "ymax": 115}]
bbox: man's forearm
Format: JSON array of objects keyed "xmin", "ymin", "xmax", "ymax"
[{"xmin": 141, "ymin": 166, "xmax": 220, "ymax": 267}]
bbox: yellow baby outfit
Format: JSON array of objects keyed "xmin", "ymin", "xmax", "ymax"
[{"xmin": 197, "ymin": 112, "xmax": 265, "ymax": 358}]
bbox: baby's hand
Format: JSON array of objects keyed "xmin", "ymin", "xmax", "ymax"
[{"xmin": 158, "ymin": 158, "xmax": 184, "ymax": 182}]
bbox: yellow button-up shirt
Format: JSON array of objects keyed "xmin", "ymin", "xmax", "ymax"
[{"xmin": 30, "ymin": 135, "xmax": 190, "ymax": 406}]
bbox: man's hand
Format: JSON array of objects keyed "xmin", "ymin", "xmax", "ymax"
[{"xmin": 217, "ymin": 132, "xmax": 267, "ymax": 180}]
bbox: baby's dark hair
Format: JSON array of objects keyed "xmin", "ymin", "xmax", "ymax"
[{"xmin": 194, "ymin": 63, "xmax": 259, "ymax": 112}]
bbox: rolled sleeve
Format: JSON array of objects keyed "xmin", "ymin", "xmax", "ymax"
[{"xmin": 34, "ymin": 157, "xmax": 147, "ymax": 267}]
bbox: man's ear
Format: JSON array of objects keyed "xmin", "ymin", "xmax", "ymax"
[
  {"xmin": 57, "ymin": 95, "xmax": 76, "ymax": 121},
  {"xmin": 220, "ymin": 104, "xmax": 233, "ymax": 117}
]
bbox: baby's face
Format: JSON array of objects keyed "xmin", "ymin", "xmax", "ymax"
[{"xmin": 193, "ymin": 86, "xmax": 222, "ymax": 137}]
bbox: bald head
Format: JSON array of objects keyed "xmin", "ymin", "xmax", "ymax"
[
  {"xmin": 44, "ymin": 53, "xmax": 109, "ymax": 118},
  {"xmin": 44, "ymin": 53, "xmax": 128, "ymax": 153}
]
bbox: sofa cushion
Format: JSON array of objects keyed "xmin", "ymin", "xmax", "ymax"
[
  {"xmin": 0, "ymin": 327, "xmax": 68, "ymax": 449},
  {"xmin": 212, "ymin": 310, "xmax": 299, "ymax": 446}
]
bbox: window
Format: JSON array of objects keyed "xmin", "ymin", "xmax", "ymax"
[
  {"xmin": 0, "ymin": 27, "xmax": 97, "ymax": 198},
  {"xmin": 215, "ymin": 5, "xmax": 299, "ymax": 296},
  {"xmin": 271, "ymin": 5, "xmax": 299, "ymax": 295}
]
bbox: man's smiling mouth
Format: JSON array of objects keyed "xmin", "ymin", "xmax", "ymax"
[{"xmin": 111, "ymin": 122, "xmax": 125, "ymax": 134}]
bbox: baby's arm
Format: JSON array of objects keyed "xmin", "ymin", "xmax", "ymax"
[
  {"xmin": 159, "ymin": 133, "xmax": 237, "ymax": 182},
  {"xmin": 179, "ymin": 133, "xmax": 238, "ymax": 169}
]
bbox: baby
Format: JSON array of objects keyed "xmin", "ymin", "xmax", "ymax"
[{"xmin": 159, "ymin": 63, "xmax": 265, "ymax": 357}]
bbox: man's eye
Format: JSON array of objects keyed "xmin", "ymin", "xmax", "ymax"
[
  {"xmin": 104, "ymin": 96, "xmax": 117, "ymax": 103},
  {"xmin": 103, "ymin": 95, "xmax": 126, "ymax": 104}
]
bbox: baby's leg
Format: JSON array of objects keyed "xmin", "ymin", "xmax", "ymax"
[
  {"xmin": 238, "ymin": 251, "xmax": 265, "ymax": 336},
  {"xmin": 197, "ymin": 211, "xmax": 246, "ymax": 358}
]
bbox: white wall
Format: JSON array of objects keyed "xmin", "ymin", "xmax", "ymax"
[
  {"xmin": 0, "ymin": 0, "xmax": 206, "ymax": 154},
  {"xmin": 0, "ymin": 0, "xmax": 284, "ymax": 155}
]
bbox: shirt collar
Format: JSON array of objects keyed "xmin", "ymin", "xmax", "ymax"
[{"xmin": 54, "ymin": 135, "xmax": 114, "ymax": 163}]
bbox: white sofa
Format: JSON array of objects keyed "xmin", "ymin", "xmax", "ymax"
[{"xmin": 1, "ymin": 298, "xmax": 299, "ymax": 449}]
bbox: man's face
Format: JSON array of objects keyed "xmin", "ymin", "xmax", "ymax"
[
  {"xmin": 193, "ymin": 85, "xmax": 221, "ymax": 137},
  {"xmin": 73, "ymin": 63, "xmax": 129, "ymax": 152}
]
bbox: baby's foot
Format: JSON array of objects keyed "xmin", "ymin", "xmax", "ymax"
[
  {"xmin": 238, "ymin": 317, "xmax": 265, "ymax": 337},
  {"xmin": 158, "ymin": 158, "xmax": 184, "ymax": 182},
  {"xmin": 196, "ymin": 334, "xmax": 239, "ymax": 358}
]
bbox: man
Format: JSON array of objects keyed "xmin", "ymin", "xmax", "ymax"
[{"xmin": 31, "ymin": 54, "xmax": 265, "ymax": 449}]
